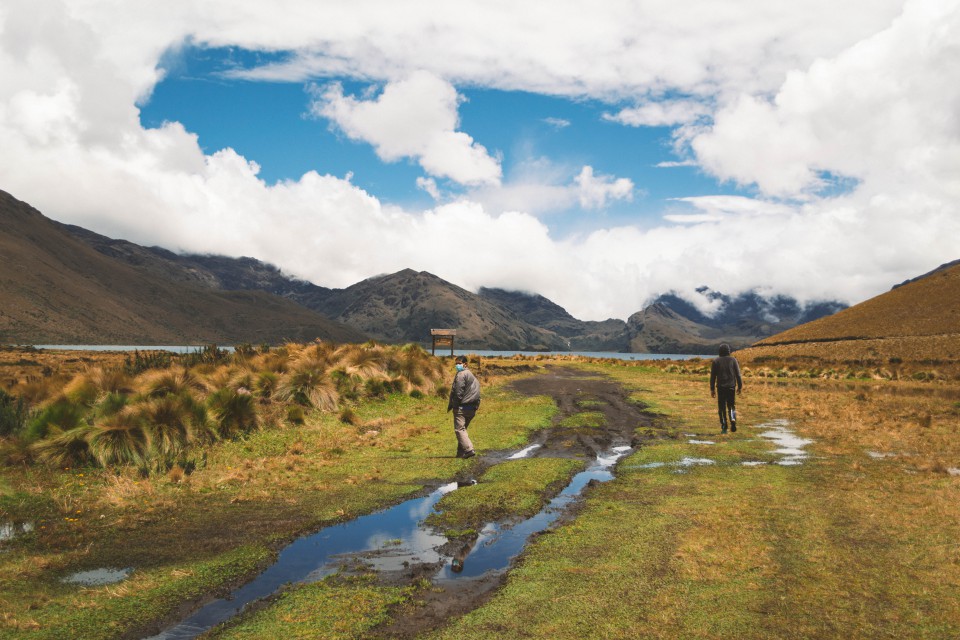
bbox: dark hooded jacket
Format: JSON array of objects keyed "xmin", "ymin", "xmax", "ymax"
[{"xmin": 710, "ymin": 345, "xmax": 742, "ymax": 392}]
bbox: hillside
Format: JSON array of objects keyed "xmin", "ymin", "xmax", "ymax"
[
  {"xmin": 44, "ymin": 190, "xmax": 845, "ymax": 353},
  {"xmin": 739, "ymin": 261, "xmax": 960, "ymax": 362},
  {"xmin": 313, "ymin": 270, "xmax": 569, "ymax": 350},
  {"xmin": 0, "ymin": 190, "xmax": 366, "ymax": 345}
]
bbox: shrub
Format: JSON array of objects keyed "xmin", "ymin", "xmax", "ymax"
[
  {"xmin": 88, "ymin": 410, "xmax": 150, "ymax": 467},
  {"xmin": 31, "ymin": 425, "xmax": 94, "ymax": 467},
  {"xmin": 25, "ymin": 397, "xmax": 86, "ymax": 441},
  {"xmin": 0, "ymin": 389, "xmax": 28, "ymax": 437},
  {"xmin": 207, "ymin": 387, "xmax": 259, "ymax": 439}
]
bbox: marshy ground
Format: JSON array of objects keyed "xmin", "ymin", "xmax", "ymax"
[{"xmin": 2, "ymin": 350, "xmax": 959, "ymax": 638}]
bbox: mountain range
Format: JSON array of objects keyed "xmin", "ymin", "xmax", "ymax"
[{"xmin": 2, "ymin": 188, "xmax": 846, "ymax": 352}]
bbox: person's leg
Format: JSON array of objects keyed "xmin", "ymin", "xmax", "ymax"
[
  {"xmin": 454, "ymin": 409, "xmax": 475, "ymax": 456},
  {"xmin": 727, "ymin": 391, "xmax": 737, "ymax": 432},
  {"xmin": 717, "ymin": 394, "xmax": 728, "ymax": 433}
]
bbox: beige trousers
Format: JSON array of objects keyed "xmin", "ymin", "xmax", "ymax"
[{"xmin": 453, "ymin": 407, "xmax": 476, "ymax": 454}]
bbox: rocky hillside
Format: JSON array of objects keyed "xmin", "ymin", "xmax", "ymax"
[
  {"xmin": 313, "ymin": 270, "xmax": 569, "ymax": 350},
  {"xmin": 739, "ymin": 261, "xmax": 960, "ymax": 362},
  {"xmin": 37, "ymin": 188, "xmax": 846, "ymax": 353},
  {"xmin": 0, "ymin": 190, "xmax": 366, "ymax": 345}
]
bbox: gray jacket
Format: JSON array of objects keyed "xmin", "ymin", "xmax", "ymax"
[
  {"xmin": 448, "ymin": 368, "xmax": 481, "ymax": 411},
  {"xmin": 710, "ymin": 356, "xmax": 743, "ymax": 392}
]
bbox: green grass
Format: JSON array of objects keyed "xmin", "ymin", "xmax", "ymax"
[
  {"xmin": 427, "ymin": 458, "xmax": 585, "ymax": 532},
  {"xmin": 0, "ymin": 378, "xmax": 556, "ymax": 639},
  {"xmin": 426, "ymin": 362, "xmax": 960, "ymax": 639},
  {"xmin": 559, "ymin": 411, "xmax": 606, "ymax": 428},
  {"xmin": 209, "ymin": 575, "xmax": 409, "ymax": 640}
]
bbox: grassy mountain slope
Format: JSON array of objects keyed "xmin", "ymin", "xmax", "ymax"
[
  {"xmin": 314, "ymin": 270, "xmax": 569, "ymax": 350},
  {"xmin": 0, "ymin": 190, "xmax": 366, "ymax": 345},
  {"xmin": 739, "ymin": 261, "xmax": 960, "ymax": 362}
]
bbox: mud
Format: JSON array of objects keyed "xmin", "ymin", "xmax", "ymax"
[
  {"xmin": 369, "ymin": 366, "xmax": 660, "ymax": 639},
  {"xmin": 145, "ymin": 366, "xmax": 661, "ymax": 640}
]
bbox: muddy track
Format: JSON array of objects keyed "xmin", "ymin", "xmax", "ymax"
[{"xmin": 369, "ymin": 366, "xmax": 664, "ymax": 639}]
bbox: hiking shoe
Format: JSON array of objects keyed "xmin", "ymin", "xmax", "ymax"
[
  {"xmin": 731, "ymin": 422, "xmax": 737, "ymax": 432},
  {"xmin": 462, "ymin": 450, "xmax": 476, "ymax": 459}
]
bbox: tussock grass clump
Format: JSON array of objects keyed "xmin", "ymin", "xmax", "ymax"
[{"xmin": 3, "ymin": 341, "xmax": 447, "ymax": 474}]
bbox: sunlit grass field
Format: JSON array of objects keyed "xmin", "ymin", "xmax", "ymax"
[
  {"xmin": 430, "ymin": 361, "xmax": 960, "ymax": 639},
  {"xmin": 2, "ymin": 350, "xmax": 959, "ymax": 638}
]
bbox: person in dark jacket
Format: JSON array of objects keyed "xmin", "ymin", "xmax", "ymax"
[
  {"xmin": 447, "ymin": 355, "xmax": 480, "ymax": 458},
  {"xmin": 709, "ymin": 343, "xmax": 743, "ymax": 434}
]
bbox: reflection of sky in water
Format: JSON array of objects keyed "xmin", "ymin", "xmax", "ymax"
[
  {"xmin": 148, "ymin": 443, "xmax": 636, "ymax": 639},
  {"xmin": 1, "ymin": 521, "xmax": 34, "ymax": 543},
  {"xmin": 435, "ymin": 447, "xmax": 632, "ymax": 581},
  {"xmin": 508, "ymin": 444, "xmax": 541, "ymax": 459},
  {"xmin": 62, "ymin": 567, "xmax": 132, "ymax": 586},
  {"xmin": 147, "ymin": 482, "xmax": 458, "ymax": 640},
  {"xmin": 757, "ymin": 421, "xmax": 813, "ymax": 466}
]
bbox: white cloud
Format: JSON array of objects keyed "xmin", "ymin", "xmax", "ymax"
[
  {"xmin": 1, "ymin": 0, "xmax": 958, "ymax": 325},
  {"xmin": 416, "ymin": 176, "xmax": 441, "ymax": 200},
  {"xmin": 604, "ymin": 100, "xmax": 709, "ymax": 127},
  {"xmin": 309, "ymin": 71, "xmax": 501, "ymax": 186},
  {"xmin": 543, "ymin": 117, "xmax": 571, "ymax": 129},
  {"xmin": 574, "ymin": 166, "xmax": 634, "ymax": 209},
  {"xmin": 465, "ymin": 160, "xmax": 635, "ymax": 216},
  {"xmin": 689, "ymin": 0, "xmax": 960, "ymax": 199}
]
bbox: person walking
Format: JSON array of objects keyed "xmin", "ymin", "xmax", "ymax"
[
  {"xmin": 710, "ymin": 343, "xmax": 743, "ymax": 434},
  {"xmin": 447, "ymin": 355, "xmax": 480, "ymax": 458}
]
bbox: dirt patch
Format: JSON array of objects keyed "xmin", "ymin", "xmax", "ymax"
[{"xmin": 369, "ymin": 365, "xmax": 662, "ymax": 639}]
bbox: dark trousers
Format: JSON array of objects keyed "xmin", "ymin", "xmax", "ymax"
[{"xmin": 717, "ymin": 388, "xmax": 737, "ymax": 426}]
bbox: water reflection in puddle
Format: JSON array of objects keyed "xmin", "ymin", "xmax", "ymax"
[
  {"xmin": 508, "ymin": 444, "xmax": 542, "ymax": 459},
  {"xmin": 756, "ymin": 420, "xmax": 813, "ymax": 465},
  {"xmin": 146, "ymin": 445, "xmax": 633, "ymax": 640},
  {"xmin": 434, "ymin": 446, "xmax": 632, "ymax": 581},
  {"xmin": 63, "ymin": 567, "xmax": 133, "ymax": 586},
  {"xmin": 0, "ymin": 521, "xmax": 34, "ymax": 544},
  {"xmin": 146, "ymin": 482, "xmax": 458, "ymax": 640}
]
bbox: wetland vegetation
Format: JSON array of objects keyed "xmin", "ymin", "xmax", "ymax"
[{"xmin": 1, "ymin": 346, "xmax": 958, "ymax": 638}]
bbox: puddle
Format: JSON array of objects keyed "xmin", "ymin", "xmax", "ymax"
[
  {"xmin": 688, "ymin": 439, "xmax": 715, "ymax": 445},
  {"xmin": 507, "ymin": 444, "xmax": 542, "ymax": 459},
  {"xmin": 678, "ymin": 457, "xmax": 715, "ymax": 467},
  {"xmin": 755, "ymin": 420, "xmax": 813, "ymax": 466},
  {"xmin": 62, "ymin": 567, "xmax": 133, "ymax": 586},
  {"xmin": 145, "ymin": 446, "xmax": 634, "ymax": 639},
  {"xmin": 867, "ymin": 451, "xmax": 896, "ymax": 459},
  {"xmin": 742, "ymin": 461, "xmax": 768, "ymax": 467},
  {"xmin": 433, "ymin": 446, "xmax": 632, "ymax": 581},
  {"xmin": 145, "ymin": 482, "xmax": 458, "ymax": 639},
  {"xmin": 0, "ymin": 521, "xmax": 34, "ymax": 544}
]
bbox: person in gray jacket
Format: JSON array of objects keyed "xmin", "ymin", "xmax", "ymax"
[
  {"xmin": 447, "ymin": 355, "xmax": 480, "ymax": 458},
  {"xmin": 710, "ymin": 343, "xmax": 743, "ymax": 434}
]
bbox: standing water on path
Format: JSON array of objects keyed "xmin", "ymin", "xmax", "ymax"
[
  {"xmin": 145, "ymin": 446, "xmax": 633, "ymax": 639},
  {"xmin": 435, "ymin": 446, "xmax": 633, "ymax": 581},
  {"xmin": 145, "ymin": 482, "xmax": 459, "ymax": 640}
]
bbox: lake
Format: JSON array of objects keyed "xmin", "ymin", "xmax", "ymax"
[{"xmin": 32, "ymin": 345, "xmax": 710, "ymax": 361}]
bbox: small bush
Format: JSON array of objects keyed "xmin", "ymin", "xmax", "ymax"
[
  {"xmin": 0, "ymin": 389, "xmax": 28, "ymax": 437},
  {"xmin": 287, "ymin": 405, "xmax": 305, "ymax": 425}
]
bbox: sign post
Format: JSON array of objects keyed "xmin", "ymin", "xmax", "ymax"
[{"xmin": 430, "ymin": 329, "xmax": 456, "ymax": 356}]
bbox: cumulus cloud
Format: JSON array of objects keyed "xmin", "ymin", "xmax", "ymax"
[
  {"xmin": 1, "ymin": 0, "xmax": 958, "ymax": 324},
  {"xmin": 309, "ymin": 71, "xmax": 501, "ymax": 186},
  {"xmin": 689, "ymin": 0, "xmax": 960, "ymax": 200},
  {"xmin": 604, "ymin": 100, "xmax": 709, "ymax": 127},
  {"xmin": 574, "ymin": 166, "xmax": 634, "ymax": 209}
]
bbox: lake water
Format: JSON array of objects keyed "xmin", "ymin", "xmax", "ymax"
[{"xmin": 32, "ymin": 345, "xmax": 709, "ymax": 360}]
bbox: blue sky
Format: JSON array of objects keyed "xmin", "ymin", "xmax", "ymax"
[
  {"xmin": 139, "ymin": 44, "xmax": 746, "ymax": 236},
  {"xmin": 2, "ymin": 1, "xmax": 958, "ymax": 320}
]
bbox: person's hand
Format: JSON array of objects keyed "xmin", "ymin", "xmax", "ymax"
[
  {"xmin": 711, "ymin": 390, "xmax": 716, "ymax": 398},
  {"xmin": 737, "ymin": 388, "xmax": 742, "ymax": 395}
]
